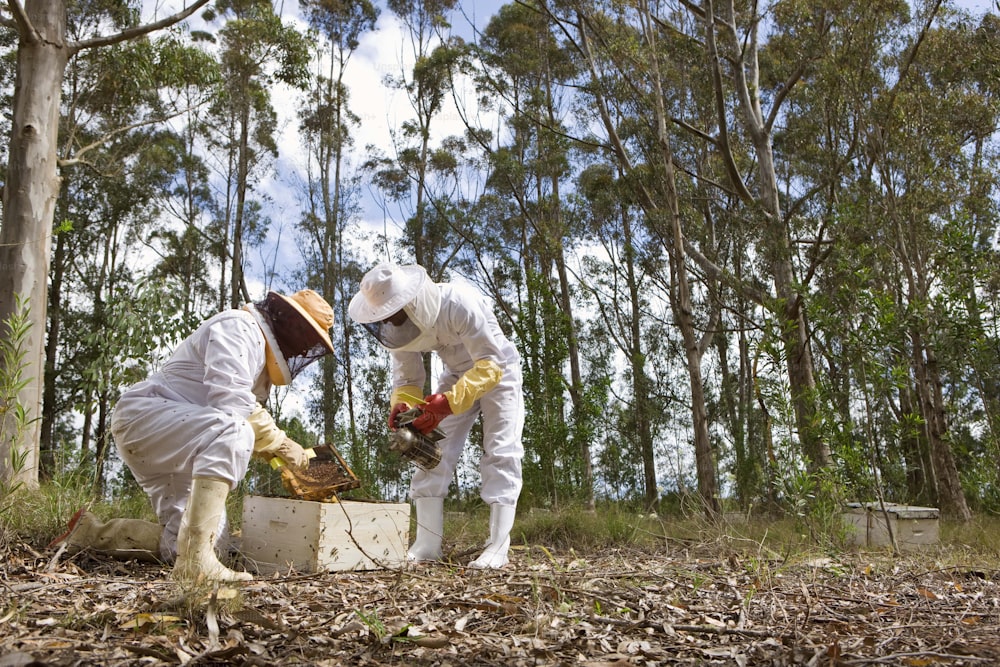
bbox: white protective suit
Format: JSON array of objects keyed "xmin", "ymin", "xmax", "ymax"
[
  {"xmin": 405, "ymin": 282, "xmax": 524, "ymax": 505},
  {"xmin": 352, "ymin": 265, "xmax": 525, "ymax": 507},
  {"xmin": 110, "ymin": 309, "xmax": 272, "ymax": 562}
]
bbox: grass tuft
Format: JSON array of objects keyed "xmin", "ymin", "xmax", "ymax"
[
  {"xmin": 7, "ymin": 481, "xmax": 1000, "ymax": 570},
  {"xmin": 3, "ymin": 473, "xmax": 157, "ymax": 551}
]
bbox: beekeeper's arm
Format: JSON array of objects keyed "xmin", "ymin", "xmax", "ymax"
[
  {"xmin": 202, "ymin": 315, "xmax": 263, "ymax": 419},
  {"xmin": 202, "ymin": 315, "xmax": 309, "ymax": 467},
  {"xmin": 411, "ymin": 359, "xmax": 502, "ymax": 433},
  {"xmin": 387, "ymin": 350, "xmax": 427, "ymax": 429},
  {"xmin": 411, "ymin": 301, "xmax": 504, "ymax": 434},
  {"xmin": 247, "ymin": 404, "xmax": 310, "ymax": 467}
]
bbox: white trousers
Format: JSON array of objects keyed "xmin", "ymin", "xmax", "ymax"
[
  {"xmin": 410, "ymin": 364, "xmax": 524, "ymax": 507},
  {"xmin": 110, "ymin": 394, "xmax": 253, "ymax": 561}
]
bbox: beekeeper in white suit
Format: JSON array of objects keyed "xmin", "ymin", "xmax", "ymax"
[
  {"xmin": 49, "ymin": 289, "xmax": 336, "ymax": 584},
  {"xmin": 349, "ymin": 263, "xmax": 524, "ymax": 569}
]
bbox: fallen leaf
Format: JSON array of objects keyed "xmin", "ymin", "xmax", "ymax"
[{"xmin": 119, "ymin": 613, "xmax": 183, "ymax": 630}]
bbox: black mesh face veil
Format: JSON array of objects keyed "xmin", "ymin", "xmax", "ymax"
[
  {"xmin": 255, "ymin": 292, "xmax": 332, "ymax": 381},
  {"xmin": 361, "ymin": 316, "xmax": 424, "ymax": 350}
]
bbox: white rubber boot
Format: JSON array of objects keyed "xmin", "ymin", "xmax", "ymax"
[
  {"xmin": 408, "ymin": 497, "xmax": 444, "ymax": 562},
  {"xmin": 173, "ymin": 477, "xmax": 252, "ymax": 584},
  {"xmin": 49, "ymin": 508, "xmax": 163, "ymax": 563},
  {"xmin": 470, "ymin": 503, "xmax": 516, "ymax": 569}
]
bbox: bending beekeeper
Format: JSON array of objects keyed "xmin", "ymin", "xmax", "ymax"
[
  {"xmin": 349, "ymin": 263, "xmax": 524, "ymax": 569},
  {"xmin": 49, "ymin": 290, "xmax": 336, "ymax": 584}
]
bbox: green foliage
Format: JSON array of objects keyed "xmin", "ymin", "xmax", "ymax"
[
  {"xmin": 0, "ymin": 295, "xmax": 35, "ymax": 545},
  {"xmin": 3, "ymin": 462, "xmax": 155, "ymax": 551},
  {"xmin": 778, "ymin": 467, "xmax": 848, "ymax": 549}
]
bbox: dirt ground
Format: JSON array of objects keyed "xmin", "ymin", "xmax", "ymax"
[{"xmin": 2, "ymin": 539, "xmax": 999, "ymax": 666}]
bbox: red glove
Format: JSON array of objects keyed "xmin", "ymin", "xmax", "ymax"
[
  {"xmin": 389, "ymin": 403, "xmax": 409, "ymax": 430},
  {"xmin": 410, "ymin": 394, "xmax": 452, "ymax": 434}
]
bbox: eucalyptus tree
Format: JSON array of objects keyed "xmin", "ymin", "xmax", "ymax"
[
  {"xmin": 367, "ymin": 0, "xmax": 462, "ymax": 276},
  {"xmin": 736, "ymin": 0, "xmax": 1000, "ymax": 520},
  {"xmin": 574, "ymin": 161, "xmax": 673, "ymax": 509},
  {"xmin": 941, "ymin": 13, "xmax": 1000, "ymax": 509},
  {"xmin": 916, "ymin": 11, "xmax": 1000, "ymax": 516},
  {"xmin": 41, "ymin": 23, "xmax": 219, "ymax": 487},
  {"xmin": 0, "ymin": 0, "xmax": 209, "ymax": 486},
  {"xmin": 573, "ymin": 0, "xmax": 833, "ymax": 476},
  {"xmin": 842, "ymin": 6, "xmax": 1000, "ymax": 520},
  {"xmin": 756, "ymin": 1, "xmax": 996, "ymax": 520},
  {"xmin": 470, "ymin": 1, "xmax": 595, "ymax": 508},
  {"xmin": 546, "ymin": 0, "xmax": 910, "ymax": 499},
  {"xmin": 295, "ymin": 0, "xmax": 378, "ymax": 470},
  {"xmin": 151, "ymin": 38, "xmax": 225, "ymax": 320},
  {"xmin": 200, "ymin": 0, "xmax": 311, "ymax": 308},
  {"xmin": 535, "ymin": 1, "xmax": 729, "ymax": 512},
  {"xmin": 696, "ymin": 0, "xmax": 836, "ymax": 472}
]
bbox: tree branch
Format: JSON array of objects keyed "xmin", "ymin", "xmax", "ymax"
[
  {"xmin": 4, "ymin": 0, "xmax": 38, "ymax": 44},
  {"xmin": 57, "ymin": 108, "xmax": 192, "ymax": 168},
  {"xmin": 704, "ymin": 0, "xmax": 756, "ymax": 204},
  {"xmin": 69, "ymin": 0, "xmax": 211, "ymax": 53}
]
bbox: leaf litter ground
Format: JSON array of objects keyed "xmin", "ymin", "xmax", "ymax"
[{"xmin": 2, "ymin": 540, "xmax": 999, "ymax": 666}]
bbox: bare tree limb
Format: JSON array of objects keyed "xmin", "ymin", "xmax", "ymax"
[
  {"xmin": 69, "ymin": 0, "xmax": 211, "ymax": 54},
  {"xmin": 58, "ymin": 103, "xmax": 204, "ymax": 167},
  {"xmin": 704, "ymin": 0, "xmax": 757, "ymax": 205},
  {"xmin": 4, "ymin": 0, "xmax": 37, "ymax": 43}
]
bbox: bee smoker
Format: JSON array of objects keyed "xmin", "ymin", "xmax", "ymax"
[{"xmin": 388, "ymin": 407, "xmax": 443, "ymax": 470}]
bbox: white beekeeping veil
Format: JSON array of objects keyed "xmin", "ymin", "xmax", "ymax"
[{"xmin": 348, "ymin": 263, "xmax": 441, "ymax": 352}]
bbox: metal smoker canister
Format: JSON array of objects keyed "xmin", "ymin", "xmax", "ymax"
[{"xmin": 389, "ymin": 407, "xmax": 444, "ymax": 470}]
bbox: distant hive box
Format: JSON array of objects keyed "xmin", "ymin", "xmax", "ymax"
[
  {"xmin": 842, "ymin": 502, "xmax": 939, "ymax": 551},
  {"xmin": 241, "ymin": 496, "xmax": 410, "ymax": 573}
]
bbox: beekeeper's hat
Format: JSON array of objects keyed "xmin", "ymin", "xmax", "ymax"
[
  {"xmin": 348, "ymin": 263, "xmax": 428, "ymax": 323},
  {"xmin": 252, "ymin": 289, "xmax": 334, "ymax": 385}
]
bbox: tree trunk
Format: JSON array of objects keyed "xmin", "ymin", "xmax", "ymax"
[
  {"xmin": 0, "ymin": 0, "xmax": 68, "ymax": 487},
  {"xmin": 548, "ymin": 174, "xmax": 592, "ymax": 509},
  {"xmin": 621, "ymin": 211, "xmax": 657, "ymax": 512},
  {"xmin": 639, "ymin": 2, "xmax": 719, "ymax": 516},
  {"xmin": 898, "ymin": 381, "xmax": 932, "ymax": 505},
  {"xmin": 40, "ymin": 226, "xmax": 67, "ymax": 479},
  {"xmin": 231, "ymin": 95, "xmax": 251, "ymax": 308},
  {"xmin": 911, "ymin": 330, "xmax": 971, "ymax": 521},
  {"xmin": 714, "ymin": 0, "xmax": 829, "ymax": 471}
]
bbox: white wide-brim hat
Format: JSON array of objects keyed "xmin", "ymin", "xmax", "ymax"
[{"xmin": 348, "ymin": 263, "xmax": 428, "ymax": 324}]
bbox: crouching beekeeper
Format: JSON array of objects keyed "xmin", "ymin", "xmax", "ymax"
[
  {"xmin": 49, "ymin": 289, "xmax": 336, "ymax": 584},
  {"xmin": 349, "ymin": 263, "xmax": 525, "ymax": 569}
]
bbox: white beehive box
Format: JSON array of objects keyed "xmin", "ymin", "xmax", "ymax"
[
  {"xmin": 843, "ymin": 502, "xmax": 939, "ymax": 551},
  {"xmin": 241, "ymin": 496, "xmax": 410, "ymax": 573}
]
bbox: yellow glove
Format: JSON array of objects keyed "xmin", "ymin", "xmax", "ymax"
[
  {"xmin": 248, "ymin": 403, "xmax": 285, "ymax": 457},
  {"xmin": 390, "ymin": 385, "xmax": 424, "ymax": 409},
  {"xmin": 388, "ymin": 384, "xmax": 423, "ymax": 429},
  {"xmin": 273, "ymin": 436, "xmax": 311, "ymax": 468},
  {"xmin": 444, "ymin": 359, "xmax": 503, "ymax": 415}
]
